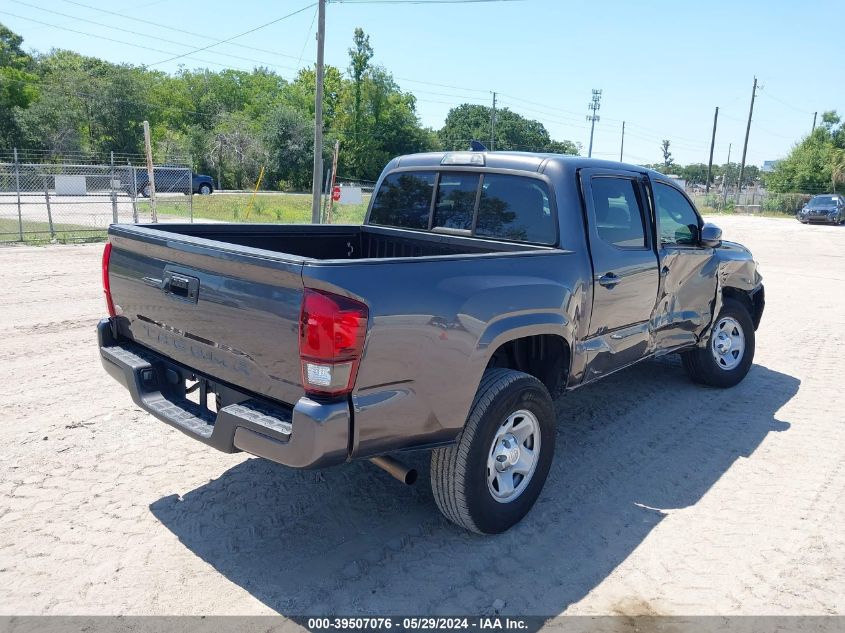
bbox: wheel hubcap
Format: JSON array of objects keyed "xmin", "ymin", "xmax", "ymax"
[
  {"xmin": 711, "ymin": 316, "xmax": 745, "ymax": 370},
  {"xmin": 487, "ymin": 409, "xmax": 540, "ymax": 503}
]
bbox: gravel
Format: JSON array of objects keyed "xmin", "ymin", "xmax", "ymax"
[{"xmin": 0, "ymin": 215, "xmax": 842, "ymax": 616}]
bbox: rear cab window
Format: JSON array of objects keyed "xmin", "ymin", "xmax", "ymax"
[
  {"xmin": 369, "ymin": 170, "xmax": 556, "ymax": 245},
  {"xmin": 369, "ymin": 171, "xmax": 436, "ymax": 230}
]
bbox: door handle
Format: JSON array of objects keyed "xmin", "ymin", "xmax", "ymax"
[
  {"xmin": 598, "ymin": 272, "xmax": 620, "ymax": 289},
  {"xmin": 661, "ymin": 265, "xmax": 670, "ymax": 277}
]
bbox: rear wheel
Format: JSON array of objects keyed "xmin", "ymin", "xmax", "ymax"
[
  {"xmin": 682, "ymin": 297, "xmax": 755, "ymax": 388},
  {"xmin": 431, "ymin": 368, "xmax": 555, "ymax": 534},
  {"xmin": 140, "ymin": 184, "xmax": 151, "ymax": 198}
]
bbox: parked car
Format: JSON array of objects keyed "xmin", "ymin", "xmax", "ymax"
[
  {"xmin": 98, "ymin": 152, "xmax": 764, "ymax": 534},
  {"xmin": 797, "ymin": 194, "xmax": 845, "ymax": 224},
  {"xmin": 127, "ymin": 167, "xmax": 214, "ymax": 197}
]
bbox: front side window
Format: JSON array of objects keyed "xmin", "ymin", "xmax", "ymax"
[
  {"xmin": 654, "ymin": 182, "xmax": 700, "ymax": 245},
  {"xmin": 475, "ymin": 174, "xmax": 555, "ymax": 244},
  {"xmin": 369, "ymin": 171, "xmax": 436, "ymax": 229},
  {"xmin": 590, "ymin": 177, "xmax": 647, "ymax": 248}
]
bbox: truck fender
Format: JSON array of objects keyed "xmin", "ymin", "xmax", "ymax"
[{"xmin": 470, "ymin": 312, "xmax": 573, "ymax": 371}]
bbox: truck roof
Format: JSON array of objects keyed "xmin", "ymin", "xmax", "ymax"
[{"xmin": 392, "ymin": 151, "xmax": 667, "ymax": 180}]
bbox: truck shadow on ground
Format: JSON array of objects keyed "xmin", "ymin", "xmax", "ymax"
[{"xmin": 150, "ymin": 358, "xmax": 797, "ymax": 616}]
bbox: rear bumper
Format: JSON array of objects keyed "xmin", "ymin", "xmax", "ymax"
[{"xmin": 98, "ymin": 319, "xmax": 349, "ymax": 469}]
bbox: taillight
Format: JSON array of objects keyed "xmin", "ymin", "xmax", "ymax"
[
  {"xmin": 102, "ymin": 241, "xmax": 116, "ymax": 317},
  {"xmin": 299, "ymin": 288, "xmax": 368, "ymax": 396}
]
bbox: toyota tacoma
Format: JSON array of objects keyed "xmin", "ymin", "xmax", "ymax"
[{"xmin": 98, "ymin": 152, "xmax": 764, "ymax": 533}]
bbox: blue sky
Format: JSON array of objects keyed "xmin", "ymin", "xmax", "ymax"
[{"xmin": 2, "ymin": 0, "xmax": 843, "ymax": 166}]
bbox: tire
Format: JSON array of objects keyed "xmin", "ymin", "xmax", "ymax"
[
  {"xmin": 681, "ymin": 297, "xmax": 755, "ymax": 388},
  {"xmin": 198, "ymin": 183, "xmax": 212, "ymax": 195},
  {"xmin": 140, "ymin": 184, "xmax": 151, "ymax": 198},
  {"xmin": 430, "ymin": 368, "xmax": 555, "ymax": 534}
]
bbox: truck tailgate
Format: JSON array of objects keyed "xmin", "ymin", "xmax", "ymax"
[{"xmin": 107, "ymin": 226, "xmax": 306, "ymax": 405}]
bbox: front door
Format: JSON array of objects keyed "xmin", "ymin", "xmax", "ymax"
[
  {"xmin": 580, "ymin": 169, "xmax": 659, "ymax": 382},
  {"xmin": 650, "ymin": 179, "xmax": 719, "ymax": 351}
]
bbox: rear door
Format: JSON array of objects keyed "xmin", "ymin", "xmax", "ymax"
[
  {"xmin": 580, "ymin": 168, "xmax": 659, "ymax": 381},
  {"xmin": 107, "ymin": 226, "xmax": 306, "ymax": 405}
]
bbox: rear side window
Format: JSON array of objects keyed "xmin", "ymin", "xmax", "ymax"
[
  {"xmin": 590, "ymin": 177, "xmax": 647, "ymax": 248},
  {"xmin": 369, "ymin": 171, "xmax": 435, "ymax": 229},
  {"xmin": 475, "ymin": 174, "xmax": 554, "ymax": 244},
  {"xmin": 475, "ymin": 174, "xmax": 556, "ymax": 244}
]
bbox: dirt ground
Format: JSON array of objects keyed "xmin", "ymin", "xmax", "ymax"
[{"xmin": 0, "ymin": 215, "xmax": 843, "ymax": 617}]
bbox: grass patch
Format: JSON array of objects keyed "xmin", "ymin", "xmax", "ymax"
[
  {"xmin": 139, "ymin": 193, "xmax": 369, "ymax": 225},
  {"xmin": 0, "ymin": 218, "xmax": 107, "ymax": 244}
]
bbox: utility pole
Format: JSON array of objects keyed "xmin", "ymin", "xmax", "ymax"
[
  {"xmin": 327, "ymin": 140, "xmax": 340, "ymax": 224},
  {"xmin": 143, "ymin": 120, "xmax": 157, "ymax": 223},
  {"xmin": 736, "ymin": 76, "xmax": 757, "ymax": 203},
  {"xmin": 217, "ymin": 134, "xmax": 224, "ymax": 191},
  {"xmin": 489, "ymin": 91, "xmax": 497, "ymax": 151},
  {"xmin": 310, "ymin": 0, "xmax": 326, "ymax": 224},
  {"xmin": 722, "ymin": 143, "xmax": 732, "ymax": 209},
  {"xmin": 586, "ymin": 89, "xmax": 602, "ymax": 158},
  {"xmin": 619, "ymin": 121, "xmax": 625, "ymax": 162},
  {"xmin": 706, "ymin": 106, "xmax": 719, "ymax": 193},
  {"xmin": 812, "ymin": 111, "xmax": 818, "ymax": 132}
]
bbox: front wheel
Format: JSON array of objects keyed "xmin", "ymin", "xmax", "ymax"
[
  {"xmin": 682, "ymin": 297, "xmax": 755, "ymax": 388},
  {"xmin": 198, "ymin": 183, "xmax": 212, "ymax": 195},
  {"xmin": 431, "ymin": 368, "xmax": 555, "ymax": 534}
]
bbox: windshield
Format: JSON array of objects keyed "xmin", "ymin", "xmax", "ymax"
[{"xmin": 808, "ymin": 196, "xmax": 838, "ymax": 208}]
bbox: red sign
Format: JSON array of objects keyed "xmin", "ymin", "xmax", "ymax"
[{"xmin": 331, "ymin": 186, "xmax": 341, "ymax": 202}]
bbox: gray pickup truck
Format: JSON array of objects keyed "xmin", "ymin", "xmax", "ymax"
[{"xmin": 98, "ymin": 151, "xmax": 764, "ymax": 534}]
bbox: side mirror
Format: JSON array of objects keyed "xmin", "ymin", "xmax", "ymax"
[{"xmin": 700, "ymin": 223, "xmax": 722, "ymax": 247}]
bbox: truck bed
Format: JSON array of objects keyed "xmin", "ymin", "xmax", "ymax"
[
  {"xmin": 104, "ymin": 221, "xmax": 557, "ymax": 414},
  {"xmin": 142, "ymin": 223, "xmax": 547, "ymax": 260}
]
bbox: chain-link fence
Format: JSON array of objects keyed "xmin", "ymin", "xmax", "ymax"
[
  {"xmin": 0, "ymin": 150, "xmax": 193, "ymax": 243},
  {"xmin": 688, "ymin": 188, "xmax": 814, "ymax": 216}
]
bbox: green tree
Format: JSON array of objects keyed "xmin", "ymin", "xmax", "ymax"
[
  {"xmin": 767, "ymin": 111, "xmax": 845, "ymax": 193},
  {"xmin": 661, "ymin": 139, "xmax": 673, "ymax": 169},
  {"xmin": 348, "ymin": 28, "xmax": 373, "ymax": 145},
  {"xmin": 0, "ymin": 23, "xmax": 39, "ymax": 147},
  {"xmin": 262, "ymin": 104, "xmax": 314, "ymax": 191},
  {"xmin": 439, "ymin": 104, "xmax": 578, "ymax": 154}
]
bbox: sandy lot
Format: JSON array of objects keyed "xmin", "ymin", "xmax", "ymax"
[{"xmin": 0, "ymin": 215, "xmax": 843, "ymax": 616}]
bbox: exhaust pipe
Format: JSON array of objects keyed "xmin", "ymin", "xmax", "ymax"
[{"xmin": 370, "ymin": 455, "xmax": 418, "ymax": 485}]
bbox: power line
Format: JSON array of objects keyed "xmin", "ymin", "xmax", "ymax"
[
  {"xmin": 758, "ymin": 90, "xmax": 812, "ymax": 115},
  {"xmin": 0, "ymin": 10, "xmax": 262, "ymax": 73},
  {"xmin": 8, "ymin": 0, "xmax": 302, "ymax": 73},
  {"xmin": 335, "ymin": 0, "xmax": 525, "ymax": 4},
  {"xmin": 497, "ymin": 92, "xmax": 585, "ymax": 120},
  {"xmin": 296, "ymin": 5, "xmax": 320, "ymax": 71},
  {"xmin": 147, "ymin": 3, "xmax": 318, "ymax": 67},
  {"xmin": 393, "ymin": 76, "xmax": 489, "ymax": 95},
  {"xmin": 57, "ymin": 0, "xmax": 306, "ymax": 61}
]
